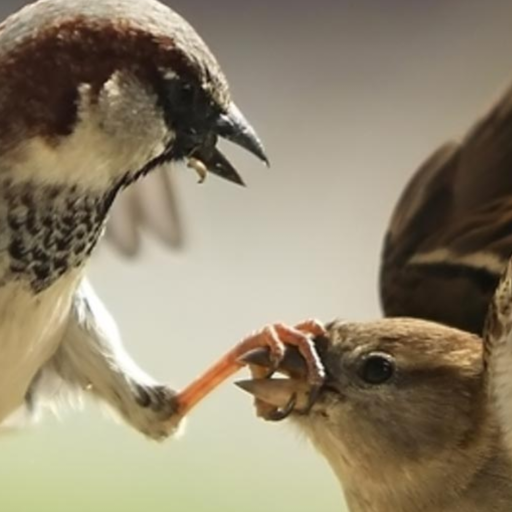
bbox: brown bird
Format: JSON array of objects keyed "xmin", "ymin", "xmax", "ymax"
[
  {"xmin": 236, "ymin": 286, "xmax": 512, "ymax": 512},
  {"xmin": 227, "ymin": 83, "xmax": 512, "ymax": 510}
]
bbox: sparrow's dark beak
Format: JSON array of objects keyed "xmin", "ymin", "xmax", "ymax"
[
  {"xmin": 216, "ymin": 103, "xmax": 269, "ymax": 165},
  {"xmin": 190, "ymin": 102, "xmax": 269, "ymax": 186}
]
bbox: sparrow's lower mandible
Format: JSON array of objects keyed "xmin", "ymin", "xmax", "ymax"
[{"xmin": 0, "ymin": 0, "xmax": 268, "ymax": 440}]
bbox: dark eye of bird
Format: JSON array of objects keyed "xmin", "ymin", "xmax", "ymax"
[
  {"xmin": 165, "ymin": 79, "xmax": 200, "ymax": 118},
  {"xmin": 163, "ymin": 76, "xmax": 220, "ymax": 149},
  {"xmin": 359, "ymin": 353, "xmax": 395, "ymax": 385},
  {"xmin": 161, "ymin": 76, "xmax": 213, "ymax": 160},
  {"xmin": 178, "ymin": 83, "xmax": 198, "ymax": 109}
]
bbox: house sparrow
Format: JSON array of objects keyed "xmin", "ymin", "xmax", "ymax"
[
  {"xmin": 228, "ymin": 83, "xmax": 512, "ymax": 509},
  {"xmin": 0, "ymin": 0, "xmax": 268, "ymax": 440}
]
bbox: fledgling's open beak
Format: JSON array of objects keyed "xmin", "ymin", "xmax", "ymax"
[
  {"xmin": 188, "ymin": 102, "xmax": 269, "ymax": 186},
  {"xmin": 235, "ymin": 346, "xmax": 317, "ymax": 417}
]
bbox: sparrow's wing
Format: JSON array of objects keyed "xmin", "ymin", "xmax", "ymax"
[
  {"xmin": 483, "ymin": 258, "xmax": 512, "ymax": 458},
  {"xmin": 381, "ymin": 84, "xmax": 512, "ymax": 334},
  {"xmin": 103, "ymin": 166, "xmax": 184, "ymax": 257}
]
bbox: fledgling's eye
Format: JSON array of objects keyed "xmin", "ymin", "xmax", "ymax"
[{"xmin": 359, "ymin": 352, "xmax": 395, "ymax": 385}]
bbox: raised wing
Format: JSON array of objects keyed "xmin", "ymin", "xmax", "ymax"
[
  {"xmin": 104, "ymin": 166, "xmax": 184, "ymax": 257},
  {"xmin": 381, "ymin": 84, "xmax": 512, "ymax": 335}
]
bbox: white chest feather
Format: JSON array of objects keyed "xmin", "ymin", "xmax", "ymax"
[{"xmin": 0, "ymin": 270, "xmax": 82, "ymax": 421}]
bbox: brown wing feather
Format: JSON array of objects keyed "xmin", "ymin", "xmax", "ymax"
[
  {"xmin": 455, "ymin": 84, "xmax": 512, "ymax": 213},
  {"xmin": 381, "ymin": 83, "xmax": 512, "ymax": 334}
]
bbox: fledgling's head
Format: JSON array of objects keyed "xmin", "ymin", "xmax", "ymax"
[
  {"xmin": 297, "ymin": 319, "xmax": 487, "ymax": 480},
  {"xmin": 238, "ymin": 319, "xmax": 507, "ymax": 511},
  {"xmin": 0, "ymin": 0, "xmax": 266, "ymax": 191}
]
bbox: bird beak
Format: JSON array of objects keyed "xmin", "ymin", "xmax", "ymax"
[
  {"xmin": 216, "ymin": 103, "xmax": 269, "ymax": 165},
  {"xmin": 189, "ymin": 102, "xmax": 269, "ymax": 186},
  {"xmin": 235, "ymin": 346, "xmax": 317, "ymax": 416}
]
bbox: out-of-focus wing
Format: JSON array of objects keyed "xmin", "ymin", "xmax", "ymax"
[
  {"xmin": 380, "ymin": 84, "xmax": 512, "ymax": 335},
  {"xmin": 104, "ymin": 166, "xmax": 184, "ymax": 257}
]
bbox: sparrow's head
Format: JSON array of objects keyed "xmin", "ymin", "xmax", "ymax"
[
  {"xmin": 238, "ymin": 319, "xmax": 494, "ymax": 507},
  {"xmin": 0, "ymin": 0, "xmax": 267, "ymax": 190}
]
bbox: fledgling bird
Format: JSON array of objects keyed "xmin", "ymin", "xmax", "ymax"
[
  {"xmin": 0, "ymin": 0, "xmax": 268, "ymax": 439},
  {"xmin": 237, "ymin": 276, "xmax": 512, "ymax": 512},
  {"xmin": 231, "ymin": 83, "xmax": 512, "ymax": 510}
]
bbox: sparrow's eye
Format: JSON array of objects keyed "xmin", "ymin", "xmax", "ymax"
[
  {"xmin": 164, "ymin": 77, "xmax": 217, "ymax": 136},
  {"xmin": 178, "ymin": 82, "xmax": 199, "ymax": 108},
  {"xmin": 165, "ymin": 79, "xmax": 200, "ymax": 113},
  {"xmin": 359, "ymin": 353, "xmax": 395, "ymax": 385}
]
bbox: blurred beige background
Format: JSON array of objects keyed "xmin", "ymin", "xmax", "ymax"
[{"xmin": 2, "ymin": 1, "xmax": 512, "ymax": 511}]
